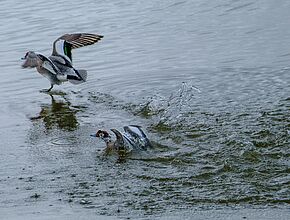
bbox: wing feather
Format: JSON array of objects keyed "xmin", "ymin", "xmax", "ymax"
[
  {"xmin": 37, "ymin": 54, "xmax": 61, "ymax": 75},
  {"xmin": 52, "ymin": 33, "xmax": 103, "ymax": 62}
]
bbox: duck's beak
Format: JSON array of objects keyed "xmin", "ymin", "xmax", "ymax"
[
  {"xmin": 90, "ymin": 134, "xmax": 97, "ymax": 137},
  {"xmin": 21, "ymin": 57, "xmax": 26, "ymax": 60}
]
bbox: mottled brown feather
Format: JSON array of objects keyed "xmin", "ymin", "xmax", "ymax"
[
  {"xmin": 51, "ymin": 33, "xmax": 103, "ymax": 61},
  {"xmin": 59, "ymin": 33, "xmax": 103, "ymax": 49}
]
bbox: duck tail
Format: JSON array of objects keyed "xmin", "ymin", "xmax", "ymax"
[
  {"xmin": 77, "ymin": 69, "xmax": 87, "ymax": 81},
  {"xmin": 68, "ymin": 69, "xmax": 87, "ymax": 84}
]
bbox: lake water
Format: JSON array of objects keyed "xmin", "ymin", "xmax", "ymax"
[{"xmin": 0, "ymin": 0, "xmax": 289, "ymax": 219}]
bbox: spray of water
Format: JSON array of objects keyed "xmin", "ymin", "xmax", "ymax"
[{"xmin": 137, "ymin": 81, "xmax": 201, "ymax": 126}]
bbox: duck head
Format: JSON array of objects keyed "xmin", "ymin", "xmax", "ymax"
[
  {"xmin": 91, "ymin": 129, "xmax": 110, "ymax": 138},
  {"xmin": 91, "ymin": 129, "xmax": 127, "ymax": 159},
  {"xmin": 21, "ymin": 51, "xmax": 40, "ymax": 68},
  {"xmin": 92, "ymin": 129, "xmax": 125, "ymax": 149},
  {"xmin": 91, "ymin": 129, "xmax": 112, "ymax": 145}
]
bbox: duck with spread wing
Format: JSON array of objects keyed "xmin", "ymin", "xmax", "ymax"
[
  {"xmin": 21, "ymin": 33, "xmax": 103, "ymax": 92},
  {"xmin": 91, "ymin": 125, "xmax": 152, "ymax": 160}
]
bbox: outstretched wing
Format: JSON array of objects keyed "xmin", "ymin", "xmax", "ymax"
[
  {"xmin": 52, "ymin": 33, "xmax": 103, "ymax": 63},
  {"xmin": 123, "ymin": 125, "xmax": 152, "ymax": 150}
]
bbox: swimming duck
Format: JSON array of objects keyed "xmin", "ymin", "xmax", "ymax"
[
  {"xmin": 21, "ymin": 33, "xmax": 103, "ymax": 92},
  {"xmin": 91, "ymin": 125, "xmax": 152, "ymax": 159}
]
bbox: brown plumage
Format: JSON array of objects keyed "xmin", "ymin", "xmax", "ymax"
[{"xmin": 54, "ymin": 33, "xmax": 103, "ymax": 50}]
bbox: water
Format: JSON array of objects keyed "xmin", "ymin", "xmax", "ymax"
[{"xmin": 0, "ymin": 0, "xmax": 289, "ymax": 219}]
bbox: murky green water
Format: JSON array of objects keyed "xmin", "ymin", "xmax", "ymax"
[{"xmin": 0, "ymin": 0, "xmax": 289, "ymax": 219}]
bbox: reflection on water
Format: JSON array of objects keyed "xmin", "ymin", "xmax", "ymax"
[{"xmin": 30, "ymin": 94, "xmax": 79, "ymax": 131}]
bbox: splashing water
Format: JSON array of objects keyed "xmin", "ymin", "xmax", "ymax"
[
  {"xmin": 136, "ymin": 81, "xmax": 201, "ymax": 126},
  {"xmin": 163, "ymin": 81, "xmax": 201, "ymax": 121}
]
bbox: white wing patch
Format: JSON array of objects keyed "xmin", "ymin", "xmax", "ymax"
[
  {"xmin": 42, "ymin": 61, "xmax": 58, "ymax": 75},
  {"xmin": 49, "ymin": 56, "xmax": 66, "ymax": 65},
  {"xmin": 126, "ymin": 125, "xmax": 146, "ymax": 138},
  {"xmin": 55, "ymin": 39, "xmax": 72, "ymax": 63},
  {"xmin": 37, "ymin": 53, "xmax": 61, "ymax": 75}
]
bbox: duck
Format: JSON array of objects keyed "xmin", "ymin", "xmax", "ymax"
[
  {"xmin": 91, "ymin": 125, "xmax": 152, "ymax": 159},
  {"xmin": 21, "ymin": 33, "xmax": 103, "ymax": 92}
]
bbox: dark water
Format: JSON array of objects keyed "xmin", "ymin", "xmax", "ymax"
[{"xmin": 0, "ymin": 0, "xmax": 289, "ymax": 219}]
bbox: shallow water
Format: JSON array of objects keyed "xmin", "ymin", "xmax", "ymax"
[{"xmin": 0, "ymin": 0, "xmax": 289, "ymax": 219}]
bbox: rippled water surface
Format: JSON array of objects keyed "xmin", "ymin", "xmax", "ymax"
[{"xmin": 0, "ymin": 0, "xmax": 289, "ymax": 219}]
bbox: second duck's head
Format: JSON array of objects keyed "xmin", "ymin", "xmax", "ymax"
[{"xmin": 92, "ymin": 130, "xmax": 110, "ymax": 138}]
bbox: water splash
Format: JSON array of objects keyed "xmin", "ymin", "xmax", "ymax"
[{"xmin": 136, "ymin": 81, "xmax": 200, "ymax": 126}]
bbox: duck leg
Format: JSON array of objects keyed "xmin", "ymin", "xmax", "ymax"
[
  {"xmin": 40, "ymin": 84, "xmax": 53, "ymax": 93},
  {"xmin": 47, "ymin": 84, "xmax": 54, "ymax": 92}
]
